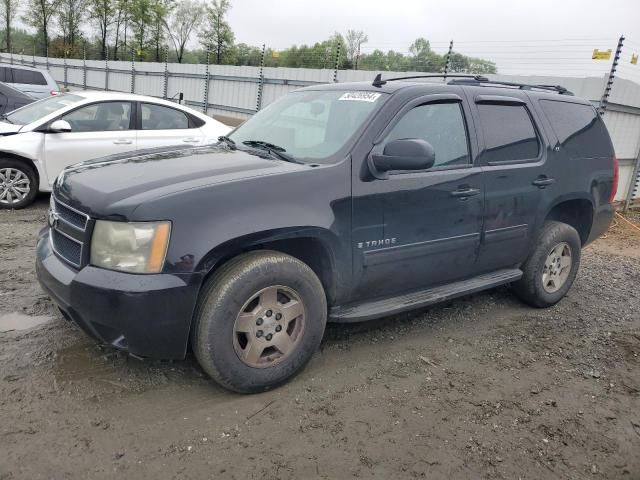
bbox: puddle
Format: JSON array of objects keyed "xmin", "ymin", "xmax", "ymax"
[{"xmin": 0, "ymin": 311, "xmax": 52, "ymax": 332}]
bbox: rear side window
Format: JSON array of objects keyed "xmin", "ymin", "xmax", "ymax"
[
  {"xmin": 478, "ymin": 104, "xmax": 540, "ymax": 163},
  {"xmin": 141, "ymin": 103, "xmax": 189, "ymax": 130},
  {"xmin": 11, "ymin": 69, "xmax": 47, "ymax": 86},
  {"xmin": 539, "ymin": 100, "xmax": 611, "ymax": 158},
  {"xmin": 384, "ymin": 102, "xmax": 470, "ymax": 168},
  {"xmin": 0, "ymin": 67, "xmax": 7, "ymax": 82}
]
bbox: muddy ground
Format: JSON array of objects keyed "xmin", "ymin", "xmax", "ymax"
[{"xmin": 1, "ymin": 195, "xmax": 639, "ymax": 480}]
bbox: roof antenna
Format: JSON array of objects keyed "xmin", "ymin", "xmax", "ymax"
[{"xmin": 372, "ymin": 73, "xmax": 386, "ymax": 87}]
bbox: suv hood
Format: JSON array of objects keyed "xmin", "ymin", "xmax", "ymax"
[{"xmin": 55, "ymin": 144, "xmax": 307, "ymax": 217}]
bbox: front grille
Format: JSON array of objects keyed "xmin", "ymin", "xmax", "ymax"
[
  {"xmin": 54, "ymin": 199, "xmax": 88, "ymax": 230},
  {"xmin": 51, "ymin": 229, "xmax": 83, "ymax": 267},
  {"xmin": 49, "ymin": 195, "xmax": 91, "ymax": 268}
]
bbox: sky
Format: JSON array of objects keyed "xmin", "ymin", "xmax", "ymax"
[{"xmin": 227, "ymin": 0, "xmax": 640, "ymax": 78}]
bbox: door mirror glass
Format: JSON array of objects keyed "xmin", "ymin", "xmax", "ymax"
[
  {"xmin": 371, "ymin": 138, "xmax": 436, "ymax": 174},
  {"xmin": 49, "ymin": 119, "xmax": 72, "ymax": 133}
]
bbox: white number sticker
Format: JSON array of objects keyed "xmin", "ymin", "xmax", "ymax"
[{"xmin": 338, "ymin": 92, "xmax": 381, "ymax": 102}]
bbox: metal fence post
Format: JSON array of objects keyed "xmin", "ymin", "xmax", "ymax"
[
  {"xmin": 82, "ymin": 44, "xmax": 87, "ymax": 90},
  {"xmin": 443, "ymin": 40, "xmax": 454, "ymax": 81},
  {"xmin": 130, "ymin": 49, "xmax": 135, "ymax": 93},
  {"xmin": 33, "ymin": 44, "xmax": 36, "ymax": 67},
  {"xmin": 63, "ymin": 50, "xmax": 68, "ymax": 89},
  {"xmin": 624, "ymin": 149, "xmax": 640, "ymax": 210},
  {"xmin": 333, "ymin": 41, "xmax": 341, "ymax": 83},
  {"xmin": 9, "ymin": 48, "xmax": 13, "ymax": 65},
  {"xmin": 599, "ymin": 35, "xmax": 624, "ymax": 115},
  {"xmin": 45, "ymin": 46, "xmax": 49, "ymax": 70},
  {"xmin": 104, "ymin": 45, "xmax": 109, "ymax": 91},
  {"xmin": 163, "ymin": 47, "xmax": 169, "ymax": 99},
  {"xmin": 256, "ymin": 44, "xmax": 265, "ymax": 111},
  {"xmin": 203, "ymin": 48, "xmax": 211, "ymax": 113}
]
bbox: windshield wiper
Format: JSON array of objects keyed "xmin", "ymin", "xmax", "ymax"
[
  {"xmin": 0, "ymin": 114, "xmax": 13, "ymax": 124},
  {"xmin": 241, "ymin": 140, "xmax": 299, "ymax": 163},
  {"xmin": 218, "ymin": 135, "xmax": 236, "ymax": 150}
]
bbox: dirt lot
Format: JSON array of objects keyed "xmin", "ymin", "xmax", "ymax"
[{"xmin": 1, "ymin": 196, "xmax": 639, "ymax": 480}]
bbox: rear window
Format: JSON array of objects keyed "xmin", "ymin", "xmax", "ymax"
[
  {"xmin": 539, "ymin": 100, "xmax": 612, "ymax": 158},
  {"xmin": 477, "ymin": 104, "xmax": 540, "ymax": 163},
  {"xmin": 11, "ymin": 68, "xmax": 47, "ymax": 86}
]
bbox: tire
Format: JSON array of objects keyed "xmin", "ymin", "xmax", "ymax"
[
  {"xmin": 513, "ymin": 221, "xmax": 582, "ymax": 308},
  {"xmin": 0, "ymin": 159, "xmax": 38, "ymax": 209},
  {"xmin": 191, "ymin": 250, "xmax": 327, "ymax": 393}
]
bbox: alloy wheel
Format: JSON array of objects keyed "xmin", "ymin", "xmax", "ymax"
[
  {"xmin": 233, "ymin": 285, "xmax": 305, "ymax": 368},
  {"xmin": 0, "ymin": 168, "xmax": 31, "ymax": 205},
  {"xmin": 542, "ymin": 242, "xmax": 572, "ymax": 293}
]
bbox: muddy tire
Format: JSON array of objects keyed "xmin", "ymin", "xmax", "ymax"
[
  {"xmin": 191, "ymin": 250, "xmax": 327, "ymax": 393},
  {"xmin": 0, "ymin": 159, "xmax": 38, "ymax": 209},
  {"xmin": 513, "ymin": 221, "xmax": 581, "ymax": 308}
]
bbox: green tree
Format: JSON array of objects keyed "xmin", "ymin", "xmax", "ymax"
[
  {"xmin": 345, "ymin": 29, "xmax": 367, "ymax": 69},
  {"xmin": 58, "ymin": 0, "xmax": 87, "ymax": 48},
  {"xmin": 164, "ymin": 0, "xmax": 200, "ymax": 63},
  {"xmin": 199, "ymin": 0, "xmax": 233, "ymax": 64},
  {"xmin": 128, "ymin": 0, "xmax": 152, "ymax": 56},
  {"xmin": 88, "ymin": 0, "xmax": 117, "ymax": 59},
  {"xmin": 23, "ymin": 0, "xmax": 62, "ymax": 54},
  {"xmin": 0, "ymin": 0, "xmax": 19, "ymax": 52}
]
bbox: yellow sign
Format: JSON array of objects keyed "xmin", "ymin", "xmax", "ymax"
[
  {"xmin": 632, "ymin": 54, "xmax": 639, "ymax": 65},
  {"xmin": 272, "ymin": 51, "xmax": 280, "ymax": 58},
  {"xmin": 592, "ymin": 49, "xmax": 612, "ymax": 60}
]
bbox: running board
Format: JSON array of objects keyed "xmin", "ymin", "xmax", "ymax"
[{"xmin": 329, "ymin": 269, "xmax": 522, "ymax": 323}]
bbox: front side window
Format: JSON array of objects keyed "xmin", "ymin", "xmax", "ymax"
[
  {"xmin": 383, "ymin": 102, "xmax": 470, "ymax": 168},
  {"xmin": 11, "ymin": 69, "xmax": 47, "ymax": 86},
  {"xmin": 141, "ymin": 103, "xmax": 189, "ymax": 130},
  {"xmin": 478, "ymin": 104, "xmax": 540, "ymax": 163},
  {"xmin": 229, "ymin": 90, "xmax": 386, "ymax": 162},
  {"xmin": 62, "ymin": 102, "xmax": 132, "ymax": 132},
  {"xmin": 5, "ymin": 94, "xmax": 83, "ymax": 125}
]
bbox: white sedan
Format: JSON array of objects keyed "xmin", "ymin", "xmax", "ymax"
[{"xmin": 0, "ymin": 91, "xmax": 231, "ymax": 208}]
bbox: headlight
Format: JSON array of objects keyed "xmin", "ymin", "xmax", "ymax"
[{"xmin": 90, "ymin": 220, "xmax": 171, "ymax": 273}]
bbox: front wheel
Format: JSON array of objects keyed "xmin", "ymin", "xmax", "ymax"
[
  {"xmin": 191, "ymin": 251, "xmax": 327, "ymax": 393},
  {"xmin": 0, "ymin": 159, "xmax": 38, "ymax": 209},
  {"xmin": 513, "ymin": 221, "xmax": 582, "ymax": 308}
]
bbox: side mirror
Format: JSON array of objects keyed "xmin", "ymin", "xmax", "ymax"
[
  {"xmin": 371, "ymin": 138, "xmax": 435, "ymax": 177},
  {"xmin": 49, "ymin": 119, "xmax": 72, "ymax": 133}
]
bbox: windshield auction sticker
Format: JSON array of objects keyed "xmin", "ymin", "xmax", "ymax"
[{"xmin": 338, "ymin": 92, "xmax": 381, "ymax": 102}]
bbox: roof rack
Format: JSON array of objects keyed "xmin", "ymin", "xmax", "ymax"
[
  {"xmin": 371, "ymin": 73, "xmax": 573, "ymax": 96},
  {"xmin": 372, "ymin": 73, "xmax": 487, "ymax": 87},
  {"xmin": 447, "ymin": 77, "xmax": 573, "ymax": 95}
]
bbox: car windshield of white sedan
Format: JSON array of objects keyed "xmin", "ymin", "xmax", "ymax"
[
  {"xmin": 6, "ymin": 94, "xmax": 83, "ymax": 125},
  {"xmin": 229, "ymin": 90, "xmax": 386, "ymax": 162}
]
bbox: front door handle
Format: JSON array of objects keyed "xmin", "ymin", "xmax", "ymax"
[
  {"xmin": 113, "ymin": 139, "xmax": 132, "ymax": 145},
  {"xmin": 532, "ymin": 176, "xmax": 556, "ymax": 188},
  {"xmin": 182, "ymin": 137, "xmax": 200, "ymax": 143},
  {"xmin": 450, "ymin": 187, "xmax": 481, "ymax": 198}
]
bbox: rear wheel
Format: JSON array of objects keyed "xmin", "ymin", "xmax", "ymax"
[
  {"xmin": 191, "ymin": 251, "xmax": 327, "ymax": 393},
  {"xmin": 0, "ymin": 159, "xmax": 37, "ymax": 209},
  {"xmin": 513, "ymin": 221, "xmax": 581, "ymax": 308}
]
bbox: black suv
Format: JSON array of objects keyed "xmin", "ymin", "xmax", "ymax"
[{"xmin": 36, "ymin": 75, "xmax": 617, "ymax": 393}]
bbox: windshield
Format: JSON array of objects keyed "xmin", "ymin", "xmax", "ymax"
[
  {"xmin": 229, "ymin": 90, "xmax": 386, "ymax": 162},
  {"xmin": 6, "ymin": 94, "xmax": 83, "ymax": 125}
]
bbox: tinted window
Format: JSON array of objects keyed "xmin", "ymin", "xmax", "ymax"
[
  {"xmin": 384, "ymin": 102, "xmax": 470, "ymax": 168},
  {"xmin": 63, "ymin": 102, "xmax": 132, "ymax": 132},
  {"xmin": 141, "ymin": 103, "xmax": 189, "ymax": 130},
  {"xmin": 11, "ymin": 69, "xmax": 47, "ymax": 86},
  {"xmin": 539, "ymin": 100, "xmax": 611, "ymax": 158},
  {"xmin": 0, "ymin": 67, "xmax": 7, "ymax": 82},
  {"xmin": 478, "ymin": 104, "xmax": 539, "ymax": 162}
]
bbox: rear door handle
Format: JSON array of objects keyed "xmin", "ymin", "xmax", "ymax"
[
  {"xmin": 113, "ymin": 139, "xmax": 132, "ymax": 145},
  {"xmin": 532, "ymin": 176, "xmax": 556, "ymax": 188},
  {"xmin": 450, "ymin": 187, "xmax": 481, "ymax": 198},
  {"xmin": 182, "ymin": 137, "xmax": 200, "ymax": 143}
]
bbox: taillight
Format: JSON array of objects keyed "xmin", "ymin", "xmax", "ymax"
[
  {"xmin": 50, "ymin": 90, "xmax": 59, "ymax": 96},
  {"xmin": 609, "ymin": 156, "xmax": 619, "ymax": 204}
]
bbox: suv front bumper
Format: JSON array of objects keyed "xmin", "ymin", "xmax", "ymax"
[{"xmin": 35, "ymin": 228, "xmax": 203, "ymax": 359}]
